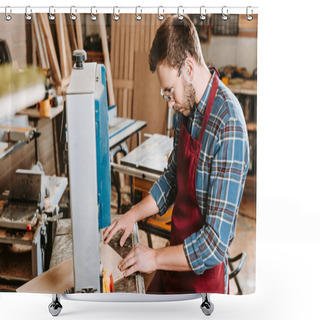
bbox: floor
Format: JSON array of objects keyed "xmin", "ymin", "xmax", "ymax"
[{"xmin": 111, "ymin": 184, "xmax": 256, "ymax": 295}]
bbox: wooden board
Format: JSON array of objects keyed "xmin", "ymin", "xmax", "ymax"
[
  {"xmin": 75, "ymin": 15, "xmax": 83, "ymax": 49},
  {"xmin": 16, "ymin": 243, "xmax": 125, "ymax": 293},
  {"xmin": 62, "ymin": 14, "xmax": 72, "ymax": 76},
  {"xmin": 55, "ymin": 14, "xmax": 69, "ymax": 79},
  {"xmin": 110, "ymin": 14, "xmax": 164, "ymax": 126},
  {"xmin": 99, "ymin": 14, "xmax": 115, "ymax": 107},
  {"xmin": 0, "ymin": 125, "xmax": 32, "ymax": 133},
  {"xmin": 16, "ymin": 257, "xmax": 74, "ymax": 293},
  {"xmin": 31, "ymin": 14, "xmax": 47, "ymax": 69},
  {"xmin": 67, "ymin": 20, "xmax": 78, "ymax": 51},
  {"xmin": 133, "ymin": 52, "xmax": 167, "ymax": 135},
  {"xmin": 100, "ymin": 243, "xmax": 125, "ymax": 284},
  {"xmin": 38, "ymin": 13, "xmax": 62, "ymax": 85}
]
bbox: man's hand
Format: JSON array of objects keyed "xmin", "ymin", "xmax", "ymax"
[
  {"xmin": 118, "ymin": 243, "xmax": 157, "ymax": 277},
  {"xmin": 103, "ymin": 210, "xmax": 136, "ymax": 247}
]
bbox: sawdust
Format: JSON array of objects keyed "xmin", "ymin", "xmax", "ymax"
[{"xmin": 9, "ymin": 243, "xmax": 32, "ymax": 253}]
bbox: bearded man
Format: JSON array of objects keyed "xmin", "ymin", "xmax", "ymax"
[{"xmin": 103, "ymin": 15, "xmax": 249, "ymax": 294}]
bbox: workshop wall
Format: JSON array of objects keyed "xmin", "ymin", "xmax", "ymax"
[
  {"xmin": 110, "ymin": 14, "xmax": 167, "ymax": 136},
  {"xmin": 201, "ymin": 14, "xmax": 258, "ymax": 74},
  {"xmin": 202, "ymin": 36, "xmax": 257, "ymax": 73},
  {"xmin": 0, "ymin": 15, "xmax": 26, "ymax": 68}
]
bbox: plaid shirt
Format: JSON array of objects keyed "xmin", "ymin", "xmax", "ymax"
[{"xmin": 149, "ymin": 70, "xmax": 249, "ymax": 293}]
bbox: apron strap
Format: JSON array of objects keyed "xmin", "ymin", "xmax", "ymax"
[{"xmin": 198, "ymin": 72, "xmax": 219, "ymax": 142}]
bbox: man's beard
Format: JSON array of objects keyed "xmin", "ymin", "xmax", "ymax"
[{"xmin": 181, "ymin": 77, "xmax": 196, "ymax": 113}]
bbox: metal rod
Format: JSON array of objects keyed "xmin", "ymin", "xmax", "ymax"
[
  {"xmin": 0, "ymin": 6, "xmax": 259, "ymax": 15},
  {"xmin": 111, "ymin": 162, "xmax": 161, "ymax": 183}
]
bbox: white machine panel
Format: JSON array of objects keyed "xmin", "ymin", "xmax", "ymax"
[{"xmin": 66, "ymin": 88, "xmax": 100, "ymax": 293}]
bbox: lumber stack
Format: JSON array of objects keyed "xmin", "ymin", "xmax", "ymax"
[
  {"xmin": 110, "ymin": 14, "xmax": 164, "ymax": 122},
  {"xmin": 31, "ymin": 13, "xmax": 84, "ymax": 94}
]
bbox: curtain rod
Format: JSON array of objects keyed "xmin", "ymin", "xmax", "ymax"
[{"xmin": 0, "ymin": 6, "xmax": 259, "ymax": 16}]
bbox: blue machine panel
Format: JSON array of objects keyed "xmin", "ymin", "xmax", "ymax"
[{"xmin": 94, "ymin": 65, "xmax": 111, "ymax": 229}]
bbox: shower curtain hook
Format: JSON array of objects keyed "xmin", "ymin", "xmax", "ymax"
[
  {"xmin": 177, "ymin": 6, "xmax": 184, "ymax": 20},
  {"xmin": 5, "ymin": 6, "xmax": 12, "ymax": 21},
  {"xmin": 113, "ymin": 6, "xmax": 120, "ymax": 21},
  {"xmin": 25, "ymin": 6, "xmax": 32, "ymax": 21},
  {"xmin": 90, "ymin": 6, "xmax": 97, "ymax": 21},
  {"xmin": 48, "ymin": 6, "xmax": 55, "ymax": 20},
  {"xmin": 135, "ymin": 6, "xmax": 142, "ymax": 21},
  {"xmin": 158, "ymin": 6, "xmax": 164, "ymax": 21},
  {"xmin": 70, "ymin": 6, "xmax": 77, "ymax": 21},
  {"xmin": 246, "ymin": 6, "xmax": 253, "ymax": 21},
  {"xmin": 199, "ymin": 6, "xmax": 207, "ymax": 21},
  {"xmin": 221, "ymin": 6, "xmax": 228, "ymax": 21}
]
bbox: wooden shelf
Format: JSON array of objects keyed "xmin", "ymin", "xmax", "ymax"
[{"xmin": 228, "ymin": 80, "xmax": 257, "ymax": 96}]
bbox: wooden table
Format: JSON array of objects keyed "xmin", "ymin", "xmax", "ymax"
[
  {"xmin": 116, "ymin": 134, "xmax": 174, "ymax": 248},
  {"xmin": 0, "ymin": 176, "xmax": 67, "ymax": 289},
  {"xmin": 18, "ymin": 105, "xmax": 64, "ymax": 175},
  {"xmin": 17, "ymin": 216, "xmax": 145, "ymax": 294}
]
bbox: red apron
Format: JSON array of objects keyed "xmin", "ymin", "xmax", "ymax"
[{"xmin": 147, "ymin": 72, "xmax": 226, "ymax": 294}]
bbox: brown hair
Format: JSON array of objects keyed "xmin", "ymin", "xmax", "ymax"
[{"xmin": 149, "ymin": 15, "xmax": 203, "ymax": 73}]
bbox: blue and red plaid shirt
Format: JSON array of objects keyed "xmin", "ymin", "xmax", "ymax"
[{"xmin": 149, "ymin": 70, "xmax": 250, "ymax": 294}]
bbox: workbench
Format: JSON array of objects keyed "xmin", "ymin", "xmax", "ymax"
[
  {"xmin": 0, "ymin": 176, "xmax": 67, "ymax": 290},
  {"xmin": 109, "ymin": 117, "xmax": 146, "ymax": 150},
  {"xmin": 16, "ymin": 216, "xmax": 145, "ymax": 294},
  {"xmin": 109, "ymin": 117, "xmax": 147, "ymax": 211},
  {"xmin": 18, "ymin": 105, "xmax": 64, "ymax": 175},
  {"xmin": 112, "ymin": 134, "xmax": 174, "ymax": 247},
  {"xmin": 0, "ymin": 114, "xmax": 37, "ymax": 161}
]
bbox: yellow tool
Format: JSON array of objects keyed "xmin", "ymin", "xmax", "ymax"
[
  {"xmin": 38, "ymin": 68, "xmax": 52, "ymax": 117},
  {"xmin": 102, "ymin": 269, "xmax": 114, "ymax": 293}
]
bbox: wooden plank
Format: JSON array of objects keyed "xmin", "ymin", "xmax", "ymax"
[
  {"xmin": 123, "ymin": 88, "xmax": 128, "ymax": 118},
  {"xmin": 128, "ymin": 15, "xmax": 135, "ymax": 120},
  {"xmin": 75, "ymin": 14, "xmax": 83, "ymax": 49},
  {"xmin": 128, "ymin": 14, "xmax": 135, "ymax": 81},
  {"xmin": 133, "ymin": 52, "xmax": 167, "ymax": 135},
  {"xmin": 100, "ymin": 243, "xmax": 125, "ymax": 284},
  {"xmin": 32, "ymin": 14, "xmax": 50, "ymax": 69},
  {"xmin": 113, "ymin": 16, "xmax": 120, "ymax": 83},
  {"xmin": 144, "ymin": 14, "xmax": 151, "ymax": 52},
  {"xmin": 118, "ymin": 89, "xmax": 123, "ymax": 117},
  {"xmin": 114, "ymin": 88, "xmax": 119, "ymax": 111},
  {"xmin": 62, "ymin": 14, "xmax": 72, "ymax": 76},
  {"xmin": 31, "ymin": 21, "xmax": 37, "ymax": 66},
  {"xmin": 38, "ymin": 13, "xmax": 62, "ymax": 85},
  {"xmin": 134, "ymin": 14, "xmax": 140, "ymax": 53},
  {"xmin": 128, "ymin": 89, "xmax": 133, "ymax": 119},
  {"xmin": 99, "ymin": 14, "xmax": 115, "ymax": 106},
  {"xmin": 67, "ymin": 19, "xmax": 78, "ymax": 51},
  {"xmin": 17, "ymin": 257, "xmax": 74, "ymax": 293},
  {"xmin": 38, "ymin": 16, "xmax": 50, "ymax": 69},
  {"xmin": 113, "ymin": 79, "xmax": 134, "ymax": 90},
  {"xmin": 31, "ymin": 14, "xmax": 45, "ymax": 68},
  {"xmin": 0, "ymin": 125, "xmax": 33, "ymax": 133},
  {"xmin": 119, "ymin": 15, "xmax": 126, "ymax": 82},
  {"xmin": 124, "ymin": 15, "xmax": 130, "ymax": 81},
  {"xmin": 55, "ymin": 14, "xmax": 69, "ymax": 79},
  {"xmin": 110, "ymin": 17, "xmax": 116, "ymax": 76},
  {"xmin": 150, "ymin": 14, "xmax": 156, "ymax": 46},
  {"xmin": 139, "ymin": 13, "xmax": 145, "ymax": 52}
]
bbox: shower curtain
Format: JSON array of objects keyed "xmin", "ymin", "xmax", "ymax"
[{"xmin": 0, "ymin": 8, "xmax": 257, "ymax": 298}]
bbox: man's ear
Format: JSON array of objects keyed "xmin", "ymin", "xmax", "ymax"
[{"xmin": 184, "ymin": 56, "xmax": 194, "ymax": 81}]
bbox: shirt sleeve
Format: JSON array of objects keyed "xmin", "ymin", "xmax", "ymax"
[
  {"xmin": 183, "ymin": 117, "xmax": 249, "ymax": 275},
  {"xmin": 148, "ymin": 117, "xmax": 181, "ymax": 216}
]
